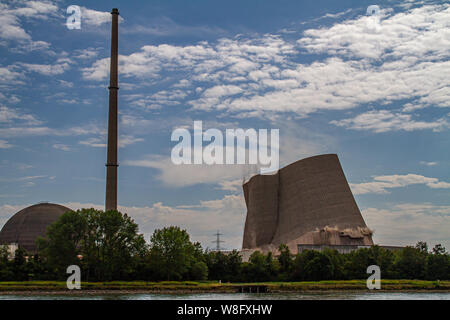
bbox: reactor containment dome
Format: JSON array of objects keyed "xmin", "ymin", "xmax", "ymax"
[{"xmin": 0, "ymin": 203, "xmax": 71, "ymax": 253}]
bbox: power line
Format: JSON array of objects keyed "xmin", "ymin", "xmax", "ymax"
[{"xmin": 212, "ymin": 230, "xmax": 225, "ymax": 251}]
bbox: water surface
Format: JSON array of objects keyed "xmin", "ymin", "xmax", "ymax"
[{"xmin": 1, "ymin": 292, "xmax": 449, "ymax": 300}]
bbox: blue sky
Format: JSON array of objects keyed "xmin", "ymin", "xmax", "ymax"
[{"xmin": 0, "ymin": 0, "xmax": 449, "ymax": 250}]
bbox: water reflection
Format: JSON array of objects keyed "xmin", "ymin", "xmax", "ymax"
[{"xmin": 0, "ymin": 292, "xmax": 449, "ymax": 300}]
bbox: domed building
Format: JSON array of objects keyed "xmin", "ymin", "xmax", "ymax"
[{"xmin": 0, "ymin": 203, "xmax": 71, "ymax": 254}]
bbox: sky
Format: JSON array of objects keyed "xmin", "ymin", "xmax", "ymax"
[{"xmin": 0, "ymin": 0, "xmax": 449, "ymax": 250}]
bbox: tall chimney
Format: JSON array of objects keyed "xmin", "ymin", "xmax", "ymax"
[{"xmin": 105, "ymin": 8, "xmax": 119, "ymax": 211}]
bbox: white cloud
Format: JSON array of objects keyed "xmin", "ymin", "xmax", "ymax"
[
  {"xmin": 81, "ymin": 4, "xmax": 450, "ymax": 121},
  {"xmin": 79, "ymin": 135, "xmax": 144, "ymax": 148},
  {"xmin": 351, "ymin": 173, "xmax": 450, "ymax": 195},
  {"xmin": 0, "ymin": 105, "xmax": 42, "ymax": 125},
  {"xmin": 82, "ymin": 35, "xmax": 293, "ymax": 83},
  {"xmin": 124, "ymin": 90, "xmax": 189, "ymax": 110},
  {"xmin": 217, "ymin": 179, "xmax": 243, "ymax": 192},
  {"xmin": 0, "ymin": 123, "xmax": 105, "ymax": 139},
  {"xmin": 52, "ymin": 143, "xmax": 71, "ymax": 151},
  {"xmin": 298, "ymin": 4, "xmax": 450, "ymax": 60},
  {"xmin": 363, "ymin": 203, "xmax": 450, "ymax": 249},
  {"xmin": 123, "ymin": 120, "xmax": 331, "ymax": 188},
  {"xmin": 19, "ymin": 61, "xmax": 71, "ymax": 76},
  {"xmin": 420, "ymin": 161, "xmax": 438, "ymax": 166},
  {"xmin": 74, "ymin": 48, "xmax": 100, "ymax": 60},
  {"xmin": 0, "ymin": 1, "xmax": 58, "ymax": 50},
  {"xmin": 80, "ymin": 7, "xmax": 124, "ymax": 27},
  {"xmin": 0, "ymin": 139, "xmax": 12, "ymax": 149},
  {"xmin": 124, "ymin": 155, "xmax": 247, "ymax": 188},
  {"xmin": 330, "ymin": 110, "xmax": 448, "ymax": 133},
  {"xmin": 0, "ymin": 67, "xmax": 25, "ymax": 86},
  {"xmin": 57, "ymin": 80, "xmax": 73, "ymax": 88}
]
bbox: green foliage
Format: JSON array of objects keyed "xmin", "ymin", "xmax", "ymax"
[
  {"xmin": 292, "ymin": 250, "xmax": 334, "ymax": 281},
  {"xmin": 426, "ymin": 244, "xmax": 449, "ymax": 281},
  {"xmin": 344, "ymin": 246, "xmax": 395, "ymax": 279},
  {"xmin": 148, "ymin": 226, "xmax": 204, "ymax": 281},
  {"xmin": 241, "ymin": 251, "xmax": 280, "ymax": 282},
  {"xmin": 190, "ymin": 261, "xmax": 208, "ymax": 280},
  {"xmin": 205, "ymin": 250, "xmax": 243, "ymax": 282},
  {"xmin": 2, "ymin": 218, "xmax": 449, "ymax": 283},
  {"xmin": 38, "ymin": 208, "xmax": 147, "ymax": 281},
  {"xmin": 277, "ymin": 244, "xmax": 293, "ymax": 280},
  {"xmin": 394, "ymin": 246, "xmax": 427, "ymax": 279}
]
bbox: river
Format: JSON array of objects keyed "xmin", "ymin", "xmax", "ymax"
[{"xmin": 0, "ymin": 292, "xmax": 449, "ymax": 300}]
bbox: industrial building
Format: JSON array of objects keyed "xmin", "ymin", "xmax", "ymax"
[
  {"xmin": 242, "ymin": 154, "xmax": 374, "ymax": 255},
  {"xmin": 0, "ymin": 203, "xmax": 71, "ymax": 254}
]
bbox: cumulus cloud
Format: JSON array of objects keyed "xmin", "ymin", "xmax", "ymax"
[
  {"xmin": 80, "ymin": 7, "xmax": 124, "ymax": 27},
  {"xmin": 0, "ymin": 105, "xmax": 42, "ymax": 125},
  {"xmin": 81, "ymin": 3, "xmax": 450, "ymax": 123},
  {"xmin": 298, "ymin": 4, "xmax": 450, "ymax": 60},
  {"xmin": 363, "ymin": 203, "xmax": 450, "ymax": 249},
  {"xmin": 0, "ymin": 1, "xmax": 57, "ymax": 49},
  {"xmin": 0, "ymin": 67, "xmax": 25, "ymax": 86},
  {"xmin": 330, "ymin": 110, "xmax": 448, "ymax": 133},
  {"xmin": 18, "ymin": 60, "xmax": 72, "ymax": 76},
  {"xmin": 124, "ymin": 155, "xmax": 247, "ymax": 188},
  {"xmin": 351, "ymin": 173, "xmax": 450, "ymax": 195},
  {"xmin": 216, "ymin": 179, "xmax": 243, "ymax": 192}
]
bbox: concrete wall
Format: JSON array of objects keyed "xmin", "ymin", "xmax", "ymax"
[{"xmin": 242, "ymin": 154, "xmax": 373, "ymax": 252}]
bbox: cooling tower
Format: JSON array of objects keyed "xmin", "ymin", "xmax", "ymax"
[{"xmin": 242, "ymin": 154, "xmax": 373, "ymax": 252}]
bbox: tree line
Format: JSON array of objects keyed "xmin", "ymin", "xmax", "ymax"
[{"xmin": 0, "ymin": 209, "xmax": 449, "ymax": 282}]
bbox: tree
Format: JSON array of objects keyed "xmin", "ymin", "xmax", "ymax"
[
  {"xmin": 416, "ymin": 241, "xmax": 428, "ymax": 253},
  {"xmin": 278, "ymin": 244, "xmax": 293, "ymax": 279},
  {"xmin": 432, "ymin": 244, "xmax": 446, "ymax": 255},
  {"xmin": 395, "ymin": 246, "xmax": 427, "ymax": 279},
  {"xmin": 426, "ymin": 244, "xmax": 449, "ymax": 280},
  {"xmin": 190, "ymin": 261, "xmax": 208, "ymax": 280},
  {"xmin": 37, "ymin": 210, "xmax": 87, "ymax": 277},
  {"xmin": 292, "ymin": 250, "xmax": 334, "ymax": 281},
  {"xmin": 244, "ymin": 251, "xmax": 270, "ymax": 282},
  {"xmin": 38, "ymin": 208, "xmax": 147, "ymax": 281},
  {"xmin": 149, "ymin": 226, "xmax": 202, "ymax": 280},
  {"xmin": 321, "ymin": 248, "xmax": 347, "ymax": 280},
  {"xmin": 206, "ymin": 250, "xmax": 243, "ymax": 282}
]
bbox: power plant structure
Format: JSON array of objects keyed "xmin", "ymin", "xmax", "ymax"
[
  {"xmin": 105, "ymin": 8, "xmax": 120, "ymax": 212},
  {"xmin": 0, "ymin": 9, "xmax": 389, "ymax": 258},
  {"xmin": 242, "ymin": 154, "xmax": 374, "ymax": 255},
  {"xmin": 0, "ymin": 9, "xmax": 121, "ymax": 254},
  {"xmin": 0, "ymin": 203, "xmax": 71, "ymax": 253}
]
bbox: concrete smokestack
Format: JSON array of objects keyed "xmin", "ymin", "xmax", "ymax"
[{"xmin": 105, "ymin": 8, "xmax": 119, "ymax": 211}]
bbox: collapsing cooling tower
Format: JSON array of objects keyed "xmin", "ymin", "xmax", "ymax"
[{"xmin": 242, "ymin": 154, "xmax": 373, "ymax": 251}]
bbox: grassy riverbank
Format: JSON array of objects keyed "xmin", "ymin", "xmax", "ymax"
[{"xmin": 0, "ymin": 280, "xmax": 448, "ymax": 293}]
